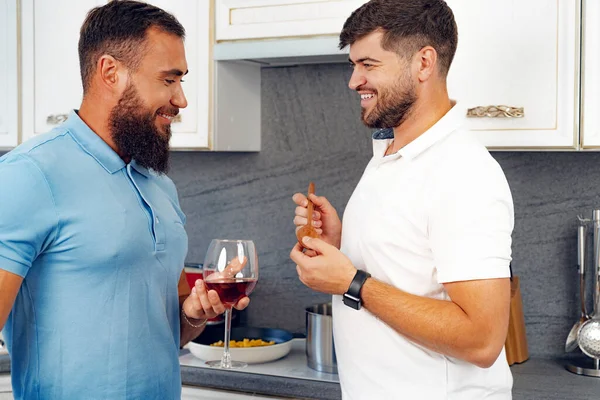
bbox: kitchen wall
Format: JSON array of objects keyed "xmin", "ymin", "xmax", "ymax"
[
  {"xmin": 2, "ymin": 63, "xmax": 596, "ymax": 359},
  {"xmin": 170, "ymin": 63, "xmax": 600, "ymax": 360}
]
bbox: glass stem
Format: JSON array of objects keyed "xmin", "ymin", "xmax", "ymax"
[{"xmin": 221, "ymin": 307, "xmax": 233, "ymax": 368}]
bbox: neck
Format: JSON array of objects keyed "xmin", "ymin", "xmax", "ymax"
[
  {"xmin": 389, "ymin": 90, "xmax": 453, "ymax": 153},
  {"xmin": 78, "ymin": 96, "xmax": 124, "ymax": 159}
]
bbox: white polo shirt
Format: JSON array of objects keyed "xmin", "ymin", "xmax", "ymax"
[{"xmin": 334, "ymin": 103, "xmax": 514, "ymax": 400}]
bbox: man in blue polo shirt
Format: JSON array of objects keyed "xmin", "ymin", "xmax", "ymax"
[{"xmin": 0, "ymin": 2, "xmax": 247, "ymax": 399}]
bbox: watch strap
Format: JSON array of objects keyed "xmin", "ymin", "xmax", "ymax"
[{"xmin": 343, "ymin": 269, "xmax": 371, "ymax": 310}]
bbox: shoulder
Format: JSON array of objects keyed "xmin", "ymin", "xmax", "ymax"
[{"xmin": 432, "ymin": 129, "xmax": 509, "ymax": 190}]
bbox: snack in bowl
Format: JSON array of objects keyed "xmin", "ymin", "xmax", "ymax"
[
  {"xmin": 210, "ymin": 338, "xmax": 275, "ymax": 347},
  {"xmin": 187, "ymin": 326, "xmax": 297, "ymax": 364}
]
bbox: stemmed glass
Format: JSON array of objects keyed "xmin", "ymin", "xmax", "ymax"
[{"xmin": 202, "ymin": 239, "xmax": 259, "ymax": 369}]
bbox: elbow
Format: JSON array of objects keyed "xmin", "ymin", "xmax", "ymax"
[{"xmin": 468, "ymin": 345, "xmax": 504, "ymax": 369}]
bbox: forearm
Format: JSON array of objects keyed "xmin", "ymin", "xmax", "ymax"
[
  {"xmin": 360, "ymin": 278, "xmax": 508, "ymax": 368},
  {"xmin": 179, "ymin": 296, "xmax": 207, "ymax": 346}
]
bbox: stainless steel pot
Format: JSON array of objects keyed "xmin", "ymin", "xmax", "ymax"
[{"xmin": 305, "ymin": 303, "xmax": 337, "ymax": 374}]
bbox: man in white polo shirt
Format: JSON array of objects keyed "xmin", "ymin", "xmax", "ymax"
[{"xmin": 290, "ymin": 0, "xmax": 514, "ymax": 399}]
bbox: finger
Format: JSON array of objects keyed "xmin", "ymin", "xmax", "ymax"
[
  {"xmin": 290, "ymin": 242, "xmax": 311, "ymax": 265},
  {"xmin": 196, "ymin": 280, "xmax": 217, "ymax": 318},
  {"xmin": 292, "ymin": 193, "xmax": 308, "ymax": 207},
  {"xmin": 308, "ymin": 193, "xmax": 330, "ymax": 209},
  {"xmin": 224, "ymin": 256, "xmax": 247, "ymax": 277},
  {"xmin": 296, "ymin": 265, "xmax": 308, "ymax": 286},
  {"xmin": 185, "ymin": 284, "xmax": 203, "ymax": 318},
  {"xmin": 234, "ymin": 297, "xmax": 250, "ymax": 310},
  {"xmin": 301, "ymin": 236, "xmax": 328, "ymax": 254},
  {"xmin": 206, "ymin": 289, "xmax": 227, "ymax": 315},
  {"xmin": 303, "ymin": 249, "xmax": 318, "ymax": 257},
  {"xmin": 294, "ymin": 215, "xmax": 308, "ymax": 227}
]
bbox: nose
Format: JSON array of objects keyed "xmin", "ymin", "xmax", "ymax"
[
  {"xmin": 172, "ymin": 84, "xmax": 188, "ymax": 109},
  {"xmin": 348, "ymin": 68, "xmax": 366, "ymax": 91}
]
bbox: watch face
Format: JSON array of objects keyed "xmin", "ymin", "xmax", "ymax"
[{"xmin": 343, "ymin": 294, "xmax": 361, "ymax": 310}]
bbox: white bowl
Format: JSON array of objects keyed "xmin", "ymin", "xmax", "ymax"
[{"xmin": 186, "ymin": 340, "xmax": 292, "ymax": 364}]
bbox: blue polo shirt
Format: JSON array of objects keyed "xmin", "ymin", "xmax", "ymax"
[{"xmin": 0, "ymin": 111, "xmax": 188, "ymax": 400}]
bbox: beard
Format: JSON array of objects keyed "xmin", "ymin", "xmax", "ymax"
[
  {"xmin": 109, "ymin": 83, "xmax": 174, "ymax": 174},
  {"xmin": 360, "ymin": 72, "xmax": 417, "ymax": 129}
]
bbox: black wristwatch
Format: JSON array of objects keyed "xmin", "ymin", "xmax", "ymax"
[{"xmin": 343, "ymin": 269, "xmax": 371, "ymax": 310}]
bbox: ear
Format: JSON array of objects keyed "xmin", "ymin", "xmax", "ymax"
[
  {"xmin": 416, "ymin": 46, "xmax": 438, "ymax": 82},
  {"xmin": 97, "ymin": 54, "xmax": 129, "ymax": 93}
]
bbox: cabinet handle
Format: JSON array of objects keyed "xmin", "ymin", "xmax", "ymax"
[
  {"xmin": 46, "ymin": 114, "xmax": 69, "ymax": 125},
  {"xmin": 466, "ymin": 105, "xmax": 524, "ymax": 118}
]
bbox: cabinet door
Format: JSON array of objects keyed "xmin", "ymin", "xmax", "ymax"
[
  {"xmin": 149, "ymin": 0, "xmax": 210, "ymax": 149},
  {"xmin": 21, "ymin": 0, "xmax": 106, "ymax": 143},
  {"xmin": 0, "ymin": 0, "xmax": 18, "ymax": 149},
  {"xmin": 446, "ymin": 0, "xmax": 579, "ymax": 150},
  {"xmin": 22, "ymin": 0, "xmax": 210, "ymax": 149},
  {"xmin": 215, "ymin": 0, "xmax": 368, "ymax": 41},
  {"xmin": 581, "ymin": 0, "xmax": 600, "ymax": 149}
]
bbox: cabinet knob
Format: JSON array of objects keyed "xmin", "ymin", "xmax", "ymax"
[
  {"xmin": 466, "ymin": 105, "xmax": 524, "ymax": 118},
  {"xmin": 46, "ymin": 114, "xmax": 69, "ymax": 125},
  {"xmin": 173, "ymin": 114, "xmax": 182, "ymax": 123}
]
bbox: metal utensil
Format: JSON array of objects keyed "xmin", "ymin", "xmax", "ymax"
[
  {"xmin": 566, "ymin": 219, "xmax": 589, "ymax": 352},
  {"xmin": 577, "ymin": 210, "xmax": 600, "ymax": 370}
]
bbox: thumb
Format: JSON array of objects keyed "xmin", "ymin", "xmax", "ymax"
[
  {"xmin": 309, "ymin": 194, "xmax": 334, "ymax": 213},
  {"xmin": 301, "ymin": 236, "xmax": 329, "ymax": 254}
]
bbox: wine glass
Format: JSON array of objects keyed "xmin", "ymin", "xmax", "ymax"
[{"xmin": 202, "ymin": 239, "xmax": 259, "ymax": 369}]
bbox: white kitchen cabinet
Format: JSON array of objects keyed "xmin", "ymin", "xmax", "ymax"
[
  {"xmin": 20, "ymin": 0, "xmax": 105, "ymax": 144},
  {"xmin": 215, "ymin": 0, "xmax": 368, "ymax": 41},
  {"xmin": 581, "ymin": 0, "xmax": 600, "ymax": 149},
  {"xmin": 21, "ymin": 0, "xmax": 210, "ymax": 149},
  {"xmin": 0, "ymin": 0, "xmax": 18, "ymax": 150},
  {"xmin": 447, "ymin": 0, "xmax": 580, "ymax": 150},
  {"xmin": 147, "ymin": 0, "xmax": 210, "ymax": 149},
  {"xmin": 19, "ymin": 0, "xmax": 259, "ymax": 151}
]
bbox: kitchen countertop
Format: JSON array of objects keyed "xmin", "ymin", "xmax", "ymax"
[
  {"xmin": 180, "ymin": 339, "xmax": 339, "ymax": 400},
  {"xmin": 2, "ymin": 343, "xmax": 600, "ymax": 399}
]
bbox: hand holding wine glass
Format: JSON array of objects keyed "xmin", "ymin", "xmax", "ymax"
[{"xmin": 202, "ymin": 239, "xmax": 259, "ymax": 369}]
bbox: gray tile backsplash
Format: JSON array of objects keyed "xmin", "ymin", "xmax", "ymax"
[
  {"xmin": 4, "ymin": 64, "xmax": 598, "ymax": 359},
  {"xmin": 171, "ymin": 64, "xmax": 598, "ymax": 360}
]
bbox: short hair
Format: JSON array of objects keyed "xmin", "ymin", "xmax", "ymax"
[
  {"xmin": 339, "ymin": 0, "xmax": 458, "ymax": 77},
  {"xmin": 78, "ymin": 0, "xmax": 185, "ymax": 94}
]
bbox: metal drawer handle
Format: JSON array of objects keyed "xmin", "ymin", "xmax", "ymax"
[
  {"xmin": 466, "ymin": 105, "xmax": 524, "ymax": 118},
  {"xmin": 47, "ymin": 114, "xmax": 69, "ymax": 125}
]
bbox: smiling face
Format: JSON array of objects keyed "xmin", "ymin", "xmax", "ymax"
[
  {"xmin": 348, "ymin": 31, "xmax": 417, "ymax": 129},
  {"xmin": 109, "ymin": 27, "xmax": 188, "ymax": 173}
]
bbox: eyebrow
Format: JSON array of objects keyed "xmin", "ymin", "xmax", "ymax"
[
  {"xmin": 349, "ymin": 57, "xmax": 382, "ymax": 64},
  {"xmin": 161, "ymin": 69, "xmax": 189, "ymax": 76}
]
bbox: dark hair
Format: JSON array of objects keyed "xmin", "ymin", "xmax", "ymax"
[
  {"xmin": 339, "ymin": 0, "xmax": 457, "ymax": 76},
  {"xmin": 78, "ymin": 0, "xmax": 185, "ymax": 94}
]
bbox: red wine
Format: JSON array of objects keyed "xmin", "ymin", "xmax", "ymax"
[{"xmin": 204, "ymin": 278, "xmax": 257, "ymax": 305}]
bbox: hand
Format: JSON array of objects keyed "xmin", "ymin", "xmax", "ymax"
[
  {"xmin": 182, "ymin": 279, "xmax": 250, "ymax": 321},
  {"xmin": 290, "ymin": 236, "xmax": 356, "ymax": 295},
  {"xmin": 293, "ymin": 192, "xmax": 342, "ymax": 249}
]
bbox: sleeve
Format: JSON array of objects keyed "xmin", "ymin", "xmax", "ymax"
[
  {"xmin": 428, "ymin": 157, "xmax": 514, "ymax": 284},
  {"xmin": 0, "ymin": 155, "xmax": 59, "ymax": 277}
]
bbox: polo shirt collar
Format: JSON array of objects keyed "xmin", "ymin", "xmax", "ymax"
[
  {"xmin": 64, "ymin": 110, "xmax": 125, "ymax": 174},
  {"xmin": 372, "ymin": 101, "xmax": 464, "ymax": 161},
  {"xmin": 130, "ymin": 160, "xmax": 151, "ymax": 178}
]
